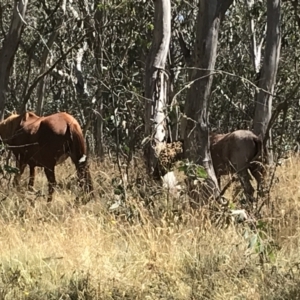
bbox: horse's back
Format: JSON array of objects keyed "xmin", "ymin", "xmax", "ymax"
[{"xmin": 228, "ymin": 130, "xmax": 261, "ymax": 161}]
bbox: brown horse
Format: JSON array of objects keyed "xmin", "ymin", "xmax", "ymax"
[
  {"xmin": 210, "ymin": 130, "xmax": 265, "ymax": 199},
  {"xmin": 0, "ymin": 111, "xmax": 93, "ymax": 201}
]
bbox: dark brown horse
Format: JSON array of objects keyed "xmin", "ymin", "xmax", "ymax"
[
  {"xmin": 0, "ymin": 111, "xmax": 93, "ymax": 201},
  {"xmin": 210, "ymin": 130, "xmax": 265, "ymax": 199}
]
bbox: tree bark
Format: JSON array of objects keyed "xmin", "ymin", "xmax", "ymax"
[
  {"xmin": 253, "ymin": 0, "xmax": 281, "ymax": 164},
  {"xmin": 244, "ymin": 0, "xmax": 265, "ymax": 75},
  {"xmin": 0, "ymin": 0, "xmax": 28, "ymax": 120},
  {"xmin": 182, "ymin": 0, "xmax": 233, "ymax": 194},
  {"xmin": 95, "ymin": 90, "xmax": 104, "ymax": 160},
  {"xmin": 144, "ymin": 0, "xmax": 171, "ymax": 175},
  {"xmin": 93, "ymin": 0, "xmax": 107, "ymax": 160}
]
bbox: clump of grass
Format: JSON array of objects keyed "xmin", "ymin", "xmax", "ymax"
[{"xmin": 0, "ymin": 155, "xmax": 299, "ymax": 299}]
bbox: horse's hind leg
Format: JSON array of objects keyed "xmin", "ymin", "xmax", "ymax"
[
  {"xmin": 249, "ymin": 162, "xmax": 265, "ymax": 196},
  {"xmin": 237, "ymin": 169, "xmax": 255, "ymax": 202},
  {"xmin": 44, "ymin": 166, "xmax": 56, "ymax": 202},
  {"xmin": 13, "ymin": 160, "xmax": 26, "ymax": 189}
]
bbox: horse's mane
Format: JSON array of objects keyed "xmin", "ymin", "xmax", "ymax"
[{"xmin": 0, "ymin": 113, "xmax": 22, "ymax": 140}]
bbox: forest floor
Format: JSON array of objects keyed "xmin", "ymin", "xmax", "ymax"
[{"xmin": 0, "ymin": 154, "xmax": 299, "ymax": 299}]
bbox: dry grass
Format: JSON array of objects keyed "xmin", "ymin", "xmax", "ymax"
[{"xmin": 0, "ymin": 155, "xmax": 299, "ymax": 299}]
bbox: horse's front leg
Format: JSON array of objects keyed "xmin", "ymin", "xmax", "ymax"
[
  {"xmin": 238, "ymin": 170, "xmax": 255, "ymax": 202},
  {"xmin": 28, "ymin": 164, "xmax": 36, "ymax": 190},
  {"xmin": 13, "ymin": 157, "xmax": 26, "ymax": 189},
  {"xmin": 44, "ymin": 166, "xmax": 56, "ymax": 202}
]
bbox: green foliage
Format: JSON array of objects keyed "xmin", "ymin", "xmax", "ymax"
[
  {"xmin": 3, "ymin": 165, "xmax": 19, "ymax": 175},
  {"xmin": 244, "ymin": 220, "xmax": 277, "ymax": 263},
  {"xmin": 178, "ymin": 160, "xmax": 208, "ymax": 180}
]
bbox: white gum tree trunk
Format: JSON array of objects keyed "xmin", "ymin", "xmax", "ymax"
[
  {"xmin": 144, "ymin": 0, "xmax": 171, "ymax": 175},
  {"xmin": 253, "ymin": 0, "xmax": 281, "ymax": 164}
]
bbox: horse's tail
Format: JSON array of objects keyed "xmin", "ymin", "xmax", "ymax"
[
  {"xmin": 253, "ymin": 134, "xmax": 263, "ymax": 162},
  {"xmin": 68, "ymin": 122, "xmax": 93, "ymax": 194},
  {"xmin": 250, "ymin": 134, "xmax": 267, "ymax": 179}
]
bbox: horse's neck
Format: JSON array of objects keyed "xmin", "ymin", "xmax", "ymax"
[
  {"xmin": 210, "ymin": 132, "xmax": 228, "ymax": 144},
  {"xmin": 22, "ymin": 114, "xmax": 41, "ymax": 128}
]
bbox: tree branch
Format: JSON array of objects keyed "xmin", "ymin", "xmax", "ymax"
[
  {"xmin": 263, "ymin": 80, "xmax": 300, "ymax": 148},
  {"xmin": 19, "ymin": 30, "xmax": 94, "ymax": 113},
  {"xmin": 218, "ymin": 0, "xmax": 234, "ymax": 20}
]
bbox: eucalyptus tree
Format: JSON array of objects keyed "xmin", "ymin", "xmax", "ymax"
[
  {"xmin": 0, "ymin": 0, "xmax": 28, "ymax": 120},
  {"xmin": 182, "ymin": 0, "xmax": 234, "ymax": 193},
  {"xmin": 144, "ymin": 0, "xmax": 171, "ymax": 175},
  {"xmin": 253, "ymin": 0, "xmax": 281, "ymax": 164}
]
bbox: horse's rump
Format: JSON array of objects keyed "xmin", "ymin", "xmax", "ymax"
[{"xmin": 210, "ymin": 129, "xmax": 265, "ymax": 200}]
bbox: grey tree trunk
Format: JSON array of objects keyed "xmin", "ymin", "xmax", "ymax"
[
  {"xmin": 182, "ymin": 0, "xmax": 233, "ymax": 194},
  {"xmin": 0, "ymin": 0, "xmax": 28, "ymax": 120},
  {"xmin": 253, "ymin": 0, "xmax": 281, "ymax": 164},
  {"xmin": 144, "ymin": 0, "xmax": 171, "ymax": 175},
  {"xmin": 96, "ymin": 90, "xmax": 104, "ymax": 160}
]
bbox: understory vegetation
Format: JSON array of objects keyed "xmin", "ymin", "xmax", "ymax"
[{"xmin": 0, "ymin": 155, "xmax": 299, "ymax": 300}]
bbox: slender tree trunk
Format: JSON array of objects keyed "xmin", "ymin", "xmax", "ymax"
[
  {"xmin": 94, "ymin": 0, "xmax": 106, "ymax": 160},
  {"xmin": 183, "ymin": 0, "xmax": 233, "ymax": 194},
  {"xmin": 96, "ymin": 91, "xmax": 104, "ymax": 160},
  {"xmin": 36, "ymin": 25, "xmax": 61, "ymax": 115},
  {"xmin": 19, "ymin": 32, "xmax": 91, "ymax": 113},
  {"xmin": 168, "ymin": 47, "xmax": 179, "ymax": 142},
  {"xmin": 253, "ymin": 0, "xmax": 281, "ymax": 164},
  {"xmin": 0, "ymin": 0, "xmax": 28, "ymax": 120},
  {"xmin": 144, "ymin": 0, "xmax": 171, "ymax": 175}
]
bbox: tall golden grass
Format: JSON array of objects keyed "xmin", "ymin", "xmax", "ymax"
[{"xmin": 0, "ymin": 155, "xmax": 299, "ymax": 299}]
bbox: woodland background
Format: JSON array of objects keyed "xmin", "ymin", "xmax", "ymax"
[{"xmin": 0, "ymin": 0, "xmax": 297, "ymax": 162}]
